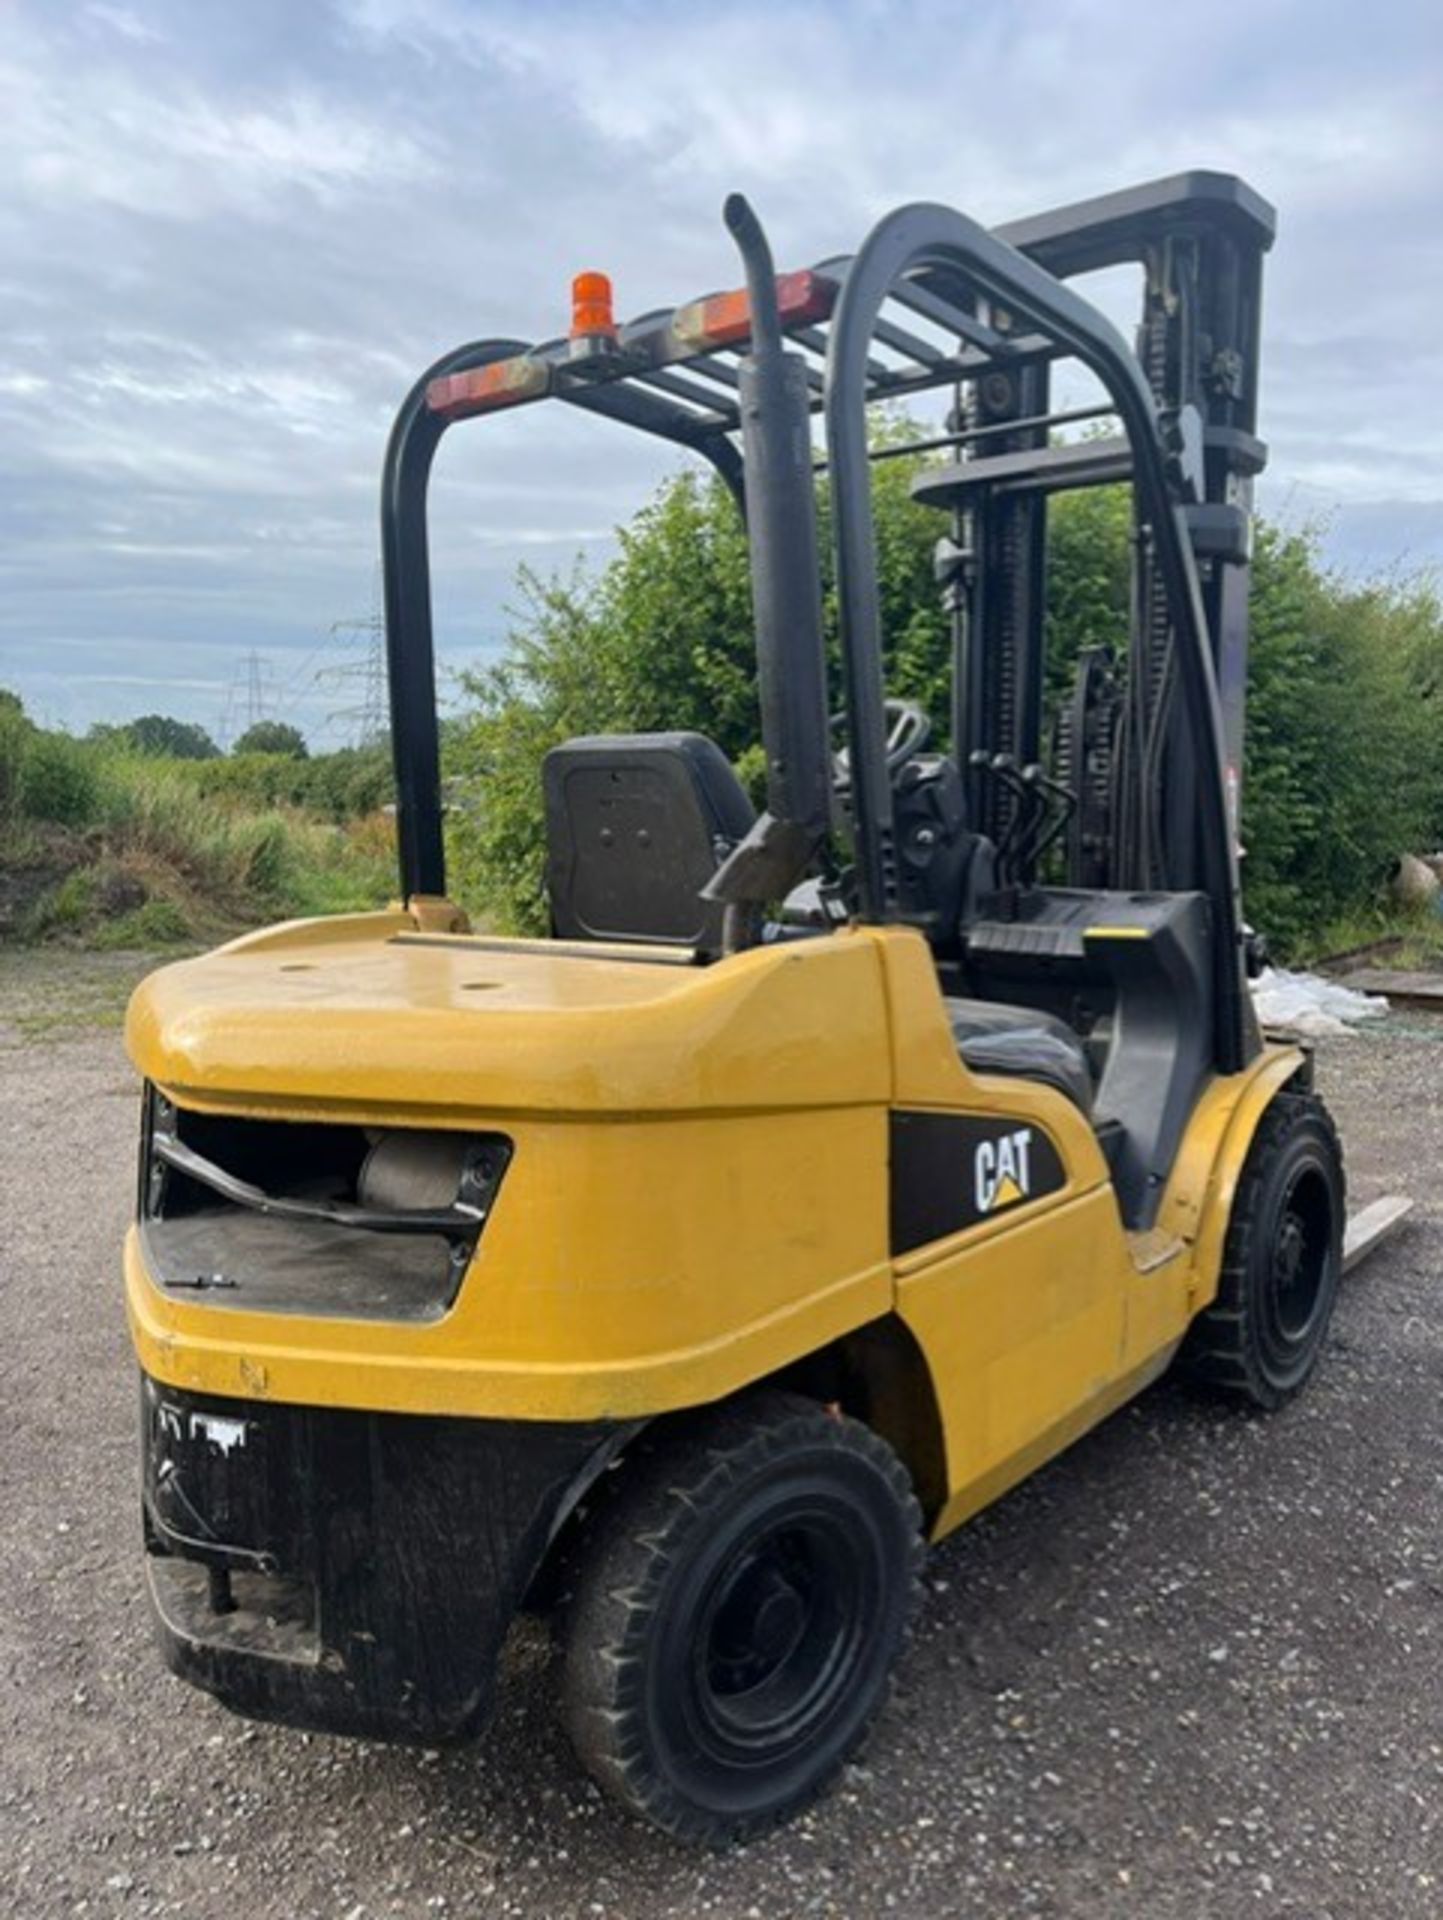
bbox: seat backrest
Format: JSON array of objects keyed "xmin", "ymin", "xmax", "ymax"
[{"xmin": 543, "ymin": 732, "xmax": 755, "ymax": 953}]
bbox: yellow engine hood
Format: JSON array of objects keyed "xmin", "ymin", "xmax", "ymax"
[{"xmin": 125, "ymin": 910, "xmax": 893, "ymax": 1121}]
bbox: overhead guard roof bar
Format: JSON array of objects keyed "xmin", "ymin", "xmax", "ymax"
[
  {"xmin": 421, "ymin": 282, "xmax": 1053, "ymax": 436},
  {"xmin": 382, "ymin": 249, "xmax": 1061, "ymax": 907}
]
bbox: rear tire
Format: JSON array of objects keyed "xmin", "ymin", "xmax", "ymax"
[
  {"xmin": 559, "ymin": 1391, "xmax": 923, "ymax": 1845},
  {"xmin": 1179, "ymin": 1087, "xmax": 1344, "ymax": 1410}
]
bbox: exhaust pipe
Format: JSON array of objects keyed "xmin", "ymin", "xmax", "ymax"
[{"xmin": 704, "ymin": 194, "xmax": 832, "ymax": 945}]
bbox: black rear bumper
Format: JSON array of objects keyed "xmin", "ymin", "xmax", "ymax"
[{"xmin": 140, "ymin": 1377, "xmax": 617, "ymax": 1741}]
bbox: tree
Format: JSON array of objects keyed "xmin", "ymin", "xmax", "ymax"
[
  {"xmin": 101, "ymin": 714, "xmax": 219, "ymax": 756},
  {"xmin": 232, "ymin": 720, "xmax": 309, "ymax": 759},
  {"xmin": 1240, "ymin": 529, "xmax": 1443, "ymax": 941}
]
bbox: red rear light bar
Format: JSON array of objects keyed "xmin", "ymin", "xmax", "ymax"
[
  {"xmin": 671, "ymin": 269, "xmax": 834, "ymax": 351},
  {"xmin": 426, "ymin": 355, "xmax": 549, "ymax": 422},
  {"xmin": 426, "ymin": 268, "xmax": 837, "ymax": 423}
]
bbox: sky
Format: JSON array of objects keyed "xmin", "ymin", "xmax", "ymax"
[{"xmin": 1, "ymin": 0, "xmax": 1440, "ymax": 745}]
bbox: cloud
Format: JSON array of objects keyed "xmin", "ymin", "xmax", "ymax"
[
  {"xmin": 5, "ymin": 44, "xmax": 436, "ymax": 225},
  {"xmin": 1, "ymin": 0, "xmax": 1440, "ymax": 739},
  {"xmin": 84, "ymin": 3, "xmax": 166, "ymax": 47}
]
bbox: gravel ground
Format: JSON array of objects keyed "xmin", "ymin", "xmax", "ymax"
[{"xmin": 2, "ymin": 951, "xmax": 1440, "ymax": 1919}]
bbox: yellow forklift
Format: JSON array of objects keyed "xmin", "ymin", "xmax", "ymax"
[{"xmin": 126, "ymin": 175, "xmax": 1353, "ymax": 1842}]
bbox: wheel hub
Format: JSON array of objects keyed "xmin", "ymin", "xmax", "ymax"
[
  {"xmin": 1275, "ymin": 1214, "xmax": 1304, "ymax": 1284},
  {"xmin": 1259, "ymin": 1159, "xmax": 1336, "ymax": 1363},
  {"xmin": 709, "ymin": 1553, "xmax": 810, "ymax": 1695}
]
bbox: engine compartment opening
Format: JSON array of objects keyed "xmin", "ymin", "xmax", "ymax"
[{"xmin": 138, "ymin": 1090, "xmax": 511, "ymax": 1322}]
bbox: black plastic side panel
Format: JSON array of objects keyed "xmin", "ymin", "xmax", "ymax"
[
  {"xmin": 544, "ymin": 732, "xmax": 754, "ymax": 952},
  {"xmin": 890, "ymin": 1110, "xmax": 1067, "ymax": 1256},
  {"xmin": 1088, "ymin": 896, "xmax": 1214, "ymax": 1227},
  {"xmin": 142, "ymin": 1379, "xmax": 615, "ymax": 1742},
  {"xmin": 963, "ymin": 887, "xmax": 1213, "ymax": 1227}
]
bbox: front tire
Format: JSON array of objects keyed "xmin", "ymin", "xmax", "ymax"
[
  {"xmin": 1179, "ymin": 1087, "xmax": 1344, "ymax": 1410},
  {"xmin": 559, "ymin": 1391, "xmax": 923, "ymax": 1844}
]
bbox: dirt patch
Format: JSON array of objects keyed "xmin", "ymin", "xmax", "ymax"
[
  {"xmin": 0, "ymin": 823, "xmax": 79, "ymax": 941},
  {"xmin": 0, "ymin": 947, "xmax": 174, "ymax": 1046}
]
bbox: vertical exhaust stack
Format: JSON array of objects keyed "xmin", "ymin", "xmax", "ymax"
[{"xmin": 703, "ymin": 194, "xmax": 833, "ymax": 944}]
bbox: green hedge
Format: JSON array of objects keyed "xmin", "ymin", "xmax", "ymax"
[{"xmin": 168, "ymin": 743, "xmax": 392, "ymax": 820}]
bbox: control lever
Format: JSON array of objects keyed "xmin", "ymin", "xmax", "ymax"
[
  {"xmin": 1014, "ymin": 763, "xmax": 1077, "ymax": 875},
  {"xmin": 970, "ymin": 752, "xmax": 1043, "ymax": 884}
]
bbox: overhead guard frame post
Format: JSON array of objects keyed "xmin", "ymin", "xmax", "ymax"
[
  {"xmin": 380, "ymin": 339, "xmax": 525, "ymax": 902},
  {"xmin": 379, "ymin": 345, "xmax": 745, "ymax": 904},
  {"xmin": 822, "ymin": 201, "xmax": 1253, "ymax": 1073}
]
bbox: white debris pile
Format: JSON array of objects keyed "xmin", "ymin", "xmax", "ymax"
[{"xmin": 1251, "ymin": 967, "xmax": 1390, "ymax": 1037}]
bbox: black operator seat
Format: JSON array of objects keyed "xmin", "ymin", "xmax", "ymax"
[
  {"xmin": 945, "ymin": 999, "xmax": 1094, "ymax": 1114},
  {"xmin": 543, "ymin": 732, "xmax": 755, "ymax": 955}
]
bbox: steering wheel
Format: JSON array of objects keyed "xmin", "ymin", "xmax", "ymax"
[{"xmin": 830, "ymin": 698, "xmax": 933, "ymax": 790}]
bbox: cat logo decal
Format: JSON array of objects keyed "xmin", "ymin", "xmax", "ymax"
[
  {"xmin": 888, "ymin": 1112, "xmax": 1066, "ymax": 1255},
  {"xmin": 974, "ymin": 1126, "xmax": 1034, "ymax": 1215}
]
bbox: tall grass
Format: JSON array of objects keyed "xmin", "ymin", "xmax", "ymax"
[{"xmin": 0, "ymin": 703, "xmax": 395, "ymax": 946}]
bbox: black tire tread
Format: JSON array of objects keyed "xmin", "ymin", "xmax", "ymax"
[
  {"xmin": 1179, "ymin": 1086, "xmax": 1344, "ymax": 1408},
  {"xmin": 560, "ymin": 1390, "xmax": 924, "ymax": 1845}
]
